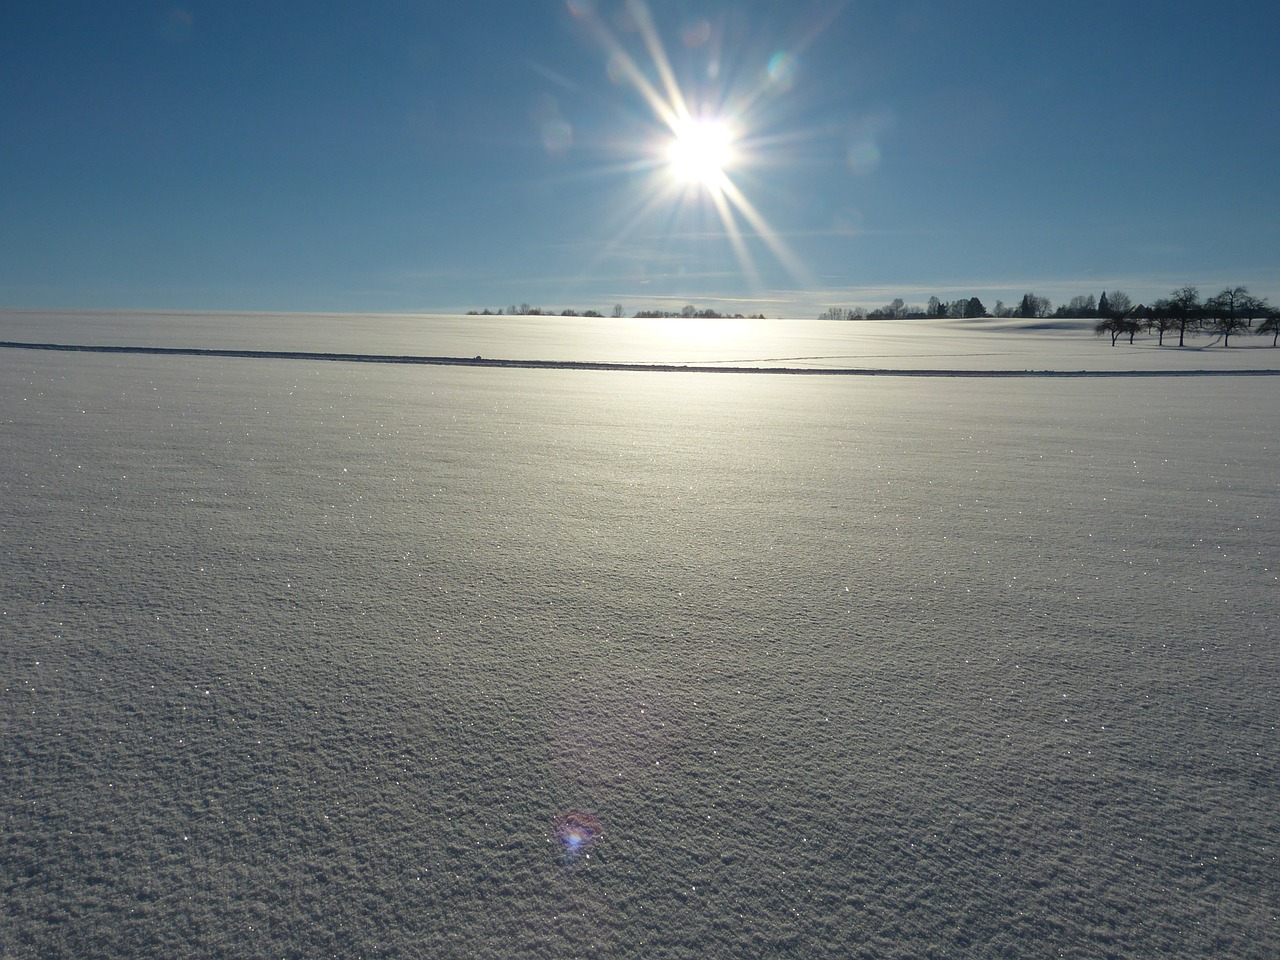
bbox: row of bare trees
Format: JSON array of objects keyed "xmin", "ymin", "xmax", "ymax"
[
  {"xmin": 1094, "ymin": 286, "xmax": 1277, "ymax": 347},
  {"xmin": 819, "ymin": 285, "xmax": 1277, "ymax": 348}
]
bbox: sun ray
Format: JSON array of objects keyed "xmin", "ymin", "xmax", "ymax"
[
  {"xmin": 717, "ymin": 176, "xmax": 813, "ymax": 288},
  {"xmin": 627, "ymin": 0, "xmax": 692, "ymax": 126},
  {"xmin": 708, "ymin": 177, "xmax": 762, "ymax": 290},
  {"xmin": 574, "ymin": 8, "xmax": 679, "ymax": 131}
]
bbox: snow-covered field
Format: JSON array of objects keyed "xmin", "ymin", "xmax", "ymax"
[
  {"xmin": 2, "ymin": 311, "xmax": 1277, "ymax": 958},
  {"xmin": 3, "ymin": 308, "xmax": 1280, "ymax": 372}
]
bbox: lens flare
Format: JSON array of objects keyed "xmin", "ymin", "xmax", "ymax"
[
  {"xmin": 766, "ymin": 51, "xmax": 797, "ymax": 91},
  {"xmin": 553, "ymin": 809, "xmax": 605, "ymax": 864}
]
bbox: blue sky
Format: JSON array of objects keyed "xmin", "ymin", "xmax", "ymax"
[{"xmin": 2, "ymin": 1, "xmax": 1276, "ymax": 317}]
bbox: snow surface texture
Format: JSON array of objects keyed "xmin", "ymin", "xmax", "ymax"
[{"xmin": 2, "ymin": 312, "xmax": 1277, "ymax": 958}]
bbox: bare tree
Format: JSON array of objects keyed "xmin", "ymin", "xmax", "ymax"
[
  {"xmin": 1208, "ymin": 285, "xmax": 1250, "ymax": 319},
  {"xmin": 1257, "ymin": 308, "xmax": 1280, "ymax": 346},
  {"xmin": 1105, "ymin": 291, "xmax": 1133, "ymax": 319},
  {"xmin": 1168, "ymin": 286, "xmax": 1202, "ymax": 347},
  {"xmin": 1094, "ymin": 290, "xmax": 1136, "ymax": 345},
  {"xmin": 1094, "ymin": 314, "xmax": 1140, "ymax": 346},
  {"xmin": 1241, "ymin": 292, "xmax": 1270, "ymax": 328},
  {"xmin": 1206, "ymin": 287, "xmax": 1255, "ymax": 346},
  {"xmin": 1146, "ymin": 298, "xmax": 1179, "ymax": 346}
]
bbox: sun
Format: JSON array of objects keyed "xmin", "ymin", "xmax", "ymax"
[
  {"xmin": 566, "ymin": 0, "xmax": 814, "ymax": 292},
  {"xmin": 666, "ymin": 117, "xmax": 735, "ymax": 189}
]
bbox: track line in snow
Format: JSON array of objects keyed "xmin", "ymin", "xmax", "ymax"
[{"xmin": 2, "ymin": 340, "xmax": 1277, "ymax": 377}]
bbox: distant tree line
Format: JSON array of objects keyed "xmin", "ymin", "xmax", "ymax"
[
  {"xmin": 818, "ymin": 285, "xmax": 1278, "ymax": 347},
  {"xmin": 819, "ymin": 295, "xmax": 988, "ymax": 321},
  {"xmin": 820, "ymin": 296, "xmax": 990, "ymax": 321},
  {"xmin": 633, "ymin": 305, "xmax": 766, "ymax": 319},
  {"xmin": 468, "ymin": 303, "xmax": 605, "ymax": 318},
  {"xmin": 467, "ymin": 303, "xmax": 765, "ymax": 320},
  {"xmin": 820, "ymin": 296, "xmax": 989, "ymax": 320}
]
